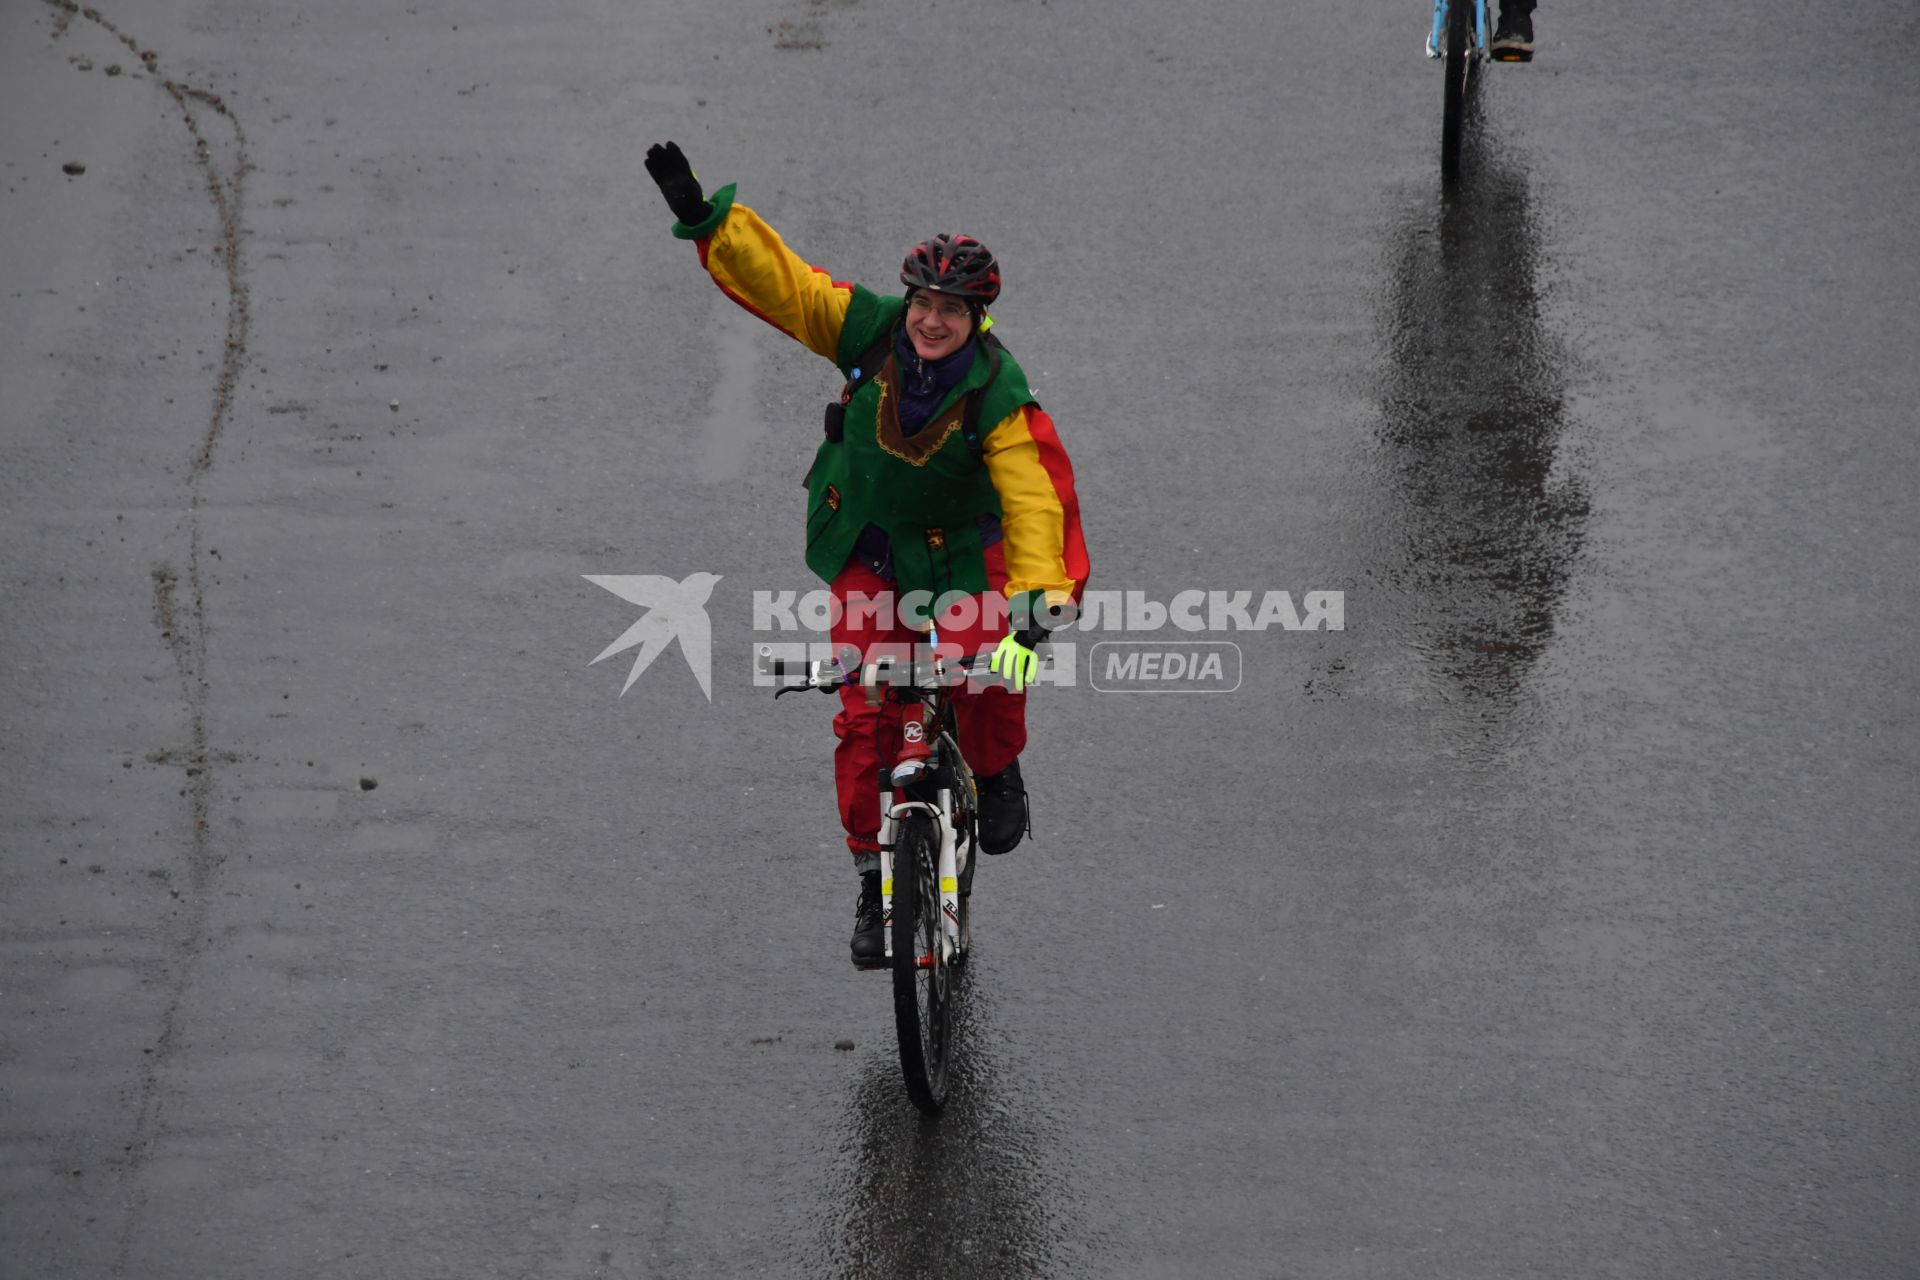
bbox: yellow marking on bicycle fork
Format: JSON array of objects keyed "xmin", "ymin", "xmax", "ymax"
[
  {"xmin": 940, "ymin": 877, "xmax": 958, "ymax": 893},
  {"xmin": 882, "ymin": 876, "xmax": 894, "ymax": 896}
]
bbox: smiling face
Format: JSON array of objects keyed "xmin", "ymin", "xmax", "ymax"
[{"xmin": 904, "ymin": 290, "xmax": 975, "ymax": 361}]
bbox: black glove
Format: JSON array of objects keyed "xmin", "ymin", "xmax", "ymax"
[
  {"xmin": 644, "ymin": 141, "xmax": 712, "ymax": 226},
  {"xmin": 1013, "ymin": 596, "xmax": 1070, "ymax": 650}
]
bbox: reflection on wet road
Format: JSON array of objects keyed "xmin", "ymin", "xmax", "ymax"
[
  {"xmin": 1370, "ymin": 132, "xmax": 1589, "ymax": 742},
  {"xmin": 804, "ymin": 978, "xmax": 1087, "ymax": 1280}
]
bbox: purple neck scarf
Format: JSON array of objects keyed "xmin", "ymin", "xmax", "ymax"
[{"xmin": 893, "ymin": 328, "xmax": 977, "ymax": 436}]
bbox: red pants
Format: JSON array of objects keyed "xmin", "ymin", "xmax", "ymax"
[{"xmin": 830, "ymin": 543, "xmax": 1026, "ymax": 859}]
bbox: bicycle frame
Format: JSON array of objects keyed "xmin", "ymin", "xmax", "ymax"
[
  {"xmin": 761, "ymin": 638, "xmax": 986, "ymax": 1112},
  {"xmin": 878, "ymin": 729, "xmax": 969, "ymax": 966},
  {"xmin": 1426, "ymin": 0, "xmax": 1488, "ymax": 59},
  {"xmin": 760, "ymin": 640, "xmax": 980, "ymax": 965}
]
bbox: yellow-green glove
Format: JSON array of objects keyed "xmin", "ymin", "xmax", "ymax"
[{"xmin": 989, "ymin": 633, "xmax": 1039, "ymax": 694}]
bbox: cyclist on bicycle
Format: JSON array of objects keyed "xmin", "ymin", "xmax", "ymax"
[{"xmin": 644, "ymin": 142, "xmax": 1090, "ymax": 967}]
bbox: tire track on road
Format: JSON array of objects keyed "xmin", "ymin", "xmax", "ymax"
[{"xmin": 46, "ymin": 3, "xmax": 251, "ymax": 1270}]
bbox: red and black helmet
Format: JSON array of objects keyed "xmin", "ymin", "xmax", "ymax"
[{"xmin": 900, "ymin": 233, "xmax": 1001, "ymax": 305}]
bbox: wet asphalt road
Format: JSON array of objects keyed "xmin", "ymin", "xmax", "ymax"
[{"xmin": 4, "ymin": 0, "xmax": 1918, "ymax": 1276}]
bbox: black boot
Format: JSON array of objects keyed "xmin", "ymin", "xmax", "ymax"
[
  {"xmin": 850, "ymin": 871, "xmax": 885, "ymax": 968},
  {"xmin": 978, "ymin": 759, "xmax": 1030, "ymax": 855},
  {"xmin": 1491, "ymin": 2, "xmax": 1535, "ymax": 60}
]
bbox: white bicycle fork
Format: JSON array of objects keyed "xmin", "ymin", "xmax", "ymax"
[{"xmin": 879, "ymin": 790, "xmax": 962, "ymax": 964}]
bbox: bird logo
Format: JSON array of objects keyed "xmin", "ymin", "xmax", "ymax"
[{"xmin": 584, "ymin": 572, "xmax": 722, "ymax": 700}]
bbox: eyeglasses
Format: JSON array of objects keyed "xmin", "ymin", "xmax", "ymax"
[{"xmin": 907, "ymin": 294, "xmax": 973, "ymax": 321}]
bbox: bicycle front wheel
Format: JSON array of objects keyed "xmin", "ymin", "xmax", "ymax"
[
  {"xmin": 891, "ymin": 814, "xmax": 954, "ymax": 1113},
  {"xmin": 1440, "ymin": 0, "xmax": 1473, "ymax": 179}
]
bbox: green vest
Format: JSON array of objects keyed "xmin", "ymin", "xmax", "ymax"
[{"xmin": 803, "ymin": 288, "xmax": 1036, "ymax": 599}]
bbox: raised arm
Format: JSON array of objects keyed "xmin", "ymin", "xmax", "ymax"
[{"xmin": 645, "ymin": 141, "xmax": 851, "ymax": 362}]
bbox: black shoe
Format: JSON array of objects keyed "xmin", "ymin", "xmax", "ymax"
[
  {"xmin": 1491, "ymin": 14, "xmax": 1534, "ymax": 61},
  {"xmin": 850, "ymin": 871, "xmax": 885, "ymax": 968},
  {"xmin": 978, "ymin": 759, "xmax": 1030, "ymax": 855}
]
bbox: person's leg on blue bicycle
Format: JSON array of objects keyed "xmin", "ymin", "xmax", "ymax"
[{"xmin": 1493, "ymin": 0, "xmax": 1535, "ymax": 61}]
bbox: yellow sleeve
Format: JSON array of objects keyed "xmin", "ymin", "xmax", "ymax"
[
  {"xmin": 696, "ymin": 202, "xmax": 853, "ymax": 362},
  {"xmin": 982, "ymin": 405, "xmax": 1084, "ymax": 607}
]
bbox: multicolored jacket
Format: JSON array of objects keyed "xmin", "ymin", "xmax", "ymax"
[{"xmin": 673, "ymin": 184, "xmax": 1089, "ymax": 619}]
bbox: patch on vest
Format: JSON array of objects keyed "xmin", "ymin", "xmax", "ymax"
[
  {"xmin": 825, "ymin": 484, "xmax": 841, "ymax": 511},
  {"xmin": 872, "ymin": 370, "xmax": 966, "ymax": 468}
]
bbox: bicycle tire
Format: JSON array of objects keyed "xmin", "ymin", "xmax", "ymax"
[
  {"xmin": 891, "ymin": 813, "xmax": 953, "ymax": 1113},
  {"xmin": 1441, "ymin": 0, "xmax": 1472, "ymax": 180}
]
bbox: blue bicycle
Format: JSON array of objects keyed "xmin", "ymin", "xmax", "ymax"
[{"xmin": 1428, "ymin": 0, "xmax": 1489, "ymax": 179}]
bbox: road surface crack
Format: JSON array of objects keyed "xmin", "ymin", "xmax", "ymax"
[{"xmin": 45, "ymin": 3, "xmax": 251, "ymax": 1272}]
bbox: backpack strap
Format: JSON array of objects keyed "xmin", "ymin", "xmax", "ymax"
[
  {"xmin": 960, "ymin": 333, "xmax": 1005, "ymax": 462},
  {"xmin": 823, "ymin": 320, "xmax": 901, "ymax": 443}
]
